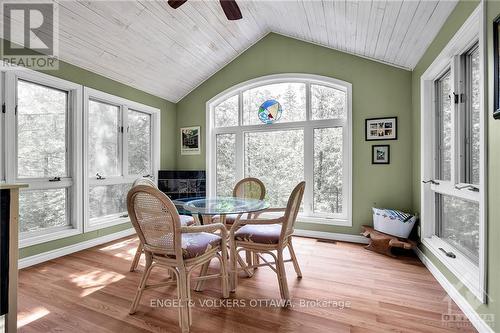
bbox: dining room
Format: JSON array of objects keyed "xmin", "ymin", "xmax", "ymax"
[{"xmin": 1, "ymin": 0, "xmax": 499, "ymax": 332}]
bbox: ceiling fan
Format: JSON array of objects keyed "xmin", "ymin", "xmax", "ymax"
[{"xmin": 167, "ymin": 0, "xmax": 242, "ymax": 20}]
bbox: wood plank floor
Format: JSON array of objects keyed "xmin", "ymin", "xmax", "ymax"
[{"xmin": 17, "ymin": 236, "xmax": 476, "ymax": 333}]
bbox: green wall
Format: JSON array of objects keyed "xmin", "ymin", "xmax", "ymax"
[
  {"xmin": 176, "ymin": 33, "xmax": 413, "ymax": 235},
  {"xmin": 411, "ymin": 0, "xmax": 498, "ymax": 329},
  {"xmin": 13, "ymin": 53, "xmax": 177, "ymax": 258}
]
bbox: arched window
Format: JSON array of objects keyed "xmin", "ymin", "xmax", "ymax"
[{"xmin": 207, "ymin": 74, "xmax": 352, "ymax": 225}]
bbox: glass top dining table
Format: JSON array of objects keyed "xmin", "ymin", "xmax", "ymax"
[{"xmin": 173, "ymin": 196, "xmax": 270, "ymax": 224}]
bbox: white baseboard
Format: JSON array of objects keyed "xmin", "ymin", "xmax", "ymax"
[
  {"xmin": 414, "ymin": 248, "xmax": 494, "ymax": 333},
  {"xmin": 293, "ymin": 229, "xmax": 369, "ymax": 244},
  {"xmin": 18, "ymin": 228, "xmax": 136, "ymax": 269}
]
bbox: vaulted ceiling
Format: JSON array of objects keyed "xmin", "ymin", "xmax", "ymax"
[{"xmin": 14, "ymin": 0, "xmax": 459, "ymax": 102}]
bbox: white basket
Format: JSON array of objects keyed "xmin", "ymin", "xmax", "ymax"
[{"xmin": 372, "ymin": 208, "xmax": 416, "ymax": 239}]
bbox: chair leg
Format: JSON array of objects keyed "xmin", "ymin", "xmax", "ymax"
[
  {"xmin": 237, "ymin": 252, "xmax": 254, "ymax": 277},
  {"xmin": 130, "ymin": 242, "xmax": 143, "ymax": 272},
  {"xmin": 253, "ymin": 252, "xmax": 260, "ymax": 269},
  {"xmin": 218, "ymin": 252, "xmax": 229, "ymax": 298},
  {"xmin": 245, "ymin": 250, "xmax": 253, "ymax": 271},
  {"xmin": 288, "ymin": 240, "xmax": 302, "ymax": 278},
  {"xmin": 177, "ymin": 267, "xmax": 191, "ymax": 333},
  {"xmin": 276, "ymin": 249, "xmax": 290, "ymax": 302},
  {"xmin": 129, "ymin": 252, "xmax": 153, "ymax": 314},
  {"xmin": 194, "ymin": 261, "xmax": 210, "ymax": 292}
]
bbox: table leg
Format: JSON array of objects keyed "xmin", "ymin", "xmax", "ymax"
[{"xmin": 192, "ymin": 214, "xmax": 201, "ymax": 225}]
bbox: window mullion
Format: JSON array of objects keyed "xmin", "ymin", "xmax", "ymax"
[
  {"xmin": 303, "ymin": 125, "xmax": 313, "ymax": 215},
  {"xmin": 122, "ymin": 105, "xmax": 128, "ymax": 178},
  {"xmin": 235, "ymin": 130, "xmax": 244, "ymax": 183},
  {"xmin": 5, "ymin": 72, "xmax": 16, "ymax": 183},
  {"xmin": 450, "ymin": 56, "xmax": 460, "ymax": 185}
]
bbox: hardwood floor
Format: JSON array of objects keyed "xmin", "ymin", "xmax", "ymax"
[{"xmin": 17, "ymin": 236, "xmax": 476, "ymax": 333}]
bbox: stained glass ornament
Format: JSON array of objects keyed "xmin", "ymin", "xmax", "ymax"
[{"xmin": 258, "ymin": 99, "xmax": 282, "ymax": 124}]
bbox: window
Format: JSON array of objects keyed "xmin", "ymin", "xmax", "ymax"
[
  {"xmin": 208, "ymin": 74, "xmax": 352, "ymax": 224},
  {"xmin": 4, "ymin": 70, "xmax": 83, "ymax": 247},
  {"xmin": 1, "ymin": 69, "xmax": 159, "ymax": 246},
  {"xmin": 84, "ymin": 88, "xmax": 159, "ymax": 231},
  {"xmin": 420, "ymin": 8, "xmax": 484, "ymax": 303}
]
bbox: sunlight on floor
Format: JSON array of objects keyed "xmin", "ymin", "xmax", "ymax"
[
  {"xmin": 17, "ymin": 307, "xmax": 50, "ymax": 328},
  {"xmin": 98, "ymin": 238, "xmax": 139, "ymax": 261},
  {"xmin": 70, "ymin": 270, "xmax": 125, "ymax": 297}
]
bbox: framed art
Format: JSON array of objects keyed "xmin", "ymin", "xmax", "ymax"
[
  {"xmin": 180, "ymin": 126, "xmax": 201, "ymax": 155},
  {"xmin": 372, "ymin": 145, "xmax": 390, "ymax": 164},
  {"xmin": 494, "ymin": 16, "xmax": 500, "ymax": 119},
  {"xmin": 365, "ymin": 117, "xmax": 397, "ymax": 140}
]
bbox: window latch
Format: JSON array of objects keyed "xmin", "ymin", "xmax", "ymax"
[
  {"xmin": 452, "ymin": 92, "xmax": 459, "ymax": 104},
  {"xmin": 439, "ymin": 247, "xmax": 456, "ymax": 258},
  {"xmin": 455, "ymin": 184, "xmax": 479, "ymax": 192},
  {"xmin": 96, "ymin": 173, "xmax": 106, "ymax": 180},
  {"xmin": 422, "ymin": 179, "xmax": 440, "ymax": 185},
  {"xmin": 49, "ymin": 176, "xmax": 61, "ymax": 182},
  {"xmin": 143, "ymin": 174, "xmax": 151, "ymax": 178},
  {"xmin": 119, "ymin": 214, "xmax": 129, "ymax": 218}
]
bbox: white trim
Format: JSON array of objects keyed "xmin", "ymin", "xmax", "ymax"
[
  {"xmin": 83, "ymin": 87, "xmax": 160, "ymax": 232},
  {"xmin": 419, "ymin": 5, "xmax": 486, "ymax": 303},
  {"xmin": 414, "ymin": 248, "xmax": 494, "ymax": 333},
  {"xmin": 206, "ymin": 73, "xmax": 352, "ymax": 227},
  {"xmin": 293, "ymin": 229, "xmax": 369, "ymax": 244},
  {"xmin": 18, "ymin": 228, "xmax": 136, "ymax": 269}
]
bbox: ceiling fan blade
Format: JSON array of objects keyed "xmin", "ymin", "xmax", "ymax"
[
  {"xmin": 167, "ymin": 0, "xmax": 187, "ymax": 9},
  {"xmin": 219, "ymin": 0, "xmax": 242, "ymax": 20}
]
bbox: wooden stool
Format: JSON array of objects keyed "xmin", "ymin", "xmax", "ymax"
[{"xmin": 361, "ymin": 225, "xmax": 416, "ymax": 257}]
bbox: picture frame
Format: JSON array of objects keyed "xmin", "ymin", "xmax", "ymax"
[
  {"xmin": 365, "ymin": 117, "xmax": 397, "ymax": 141},
  {"xmin": 180, "ymin": 126, "xmax": 201, "ymax": 155},
  {"xmin": 372, "ymin": 145, "xmax": 390, "ymax": 164},
  {"xmin": 494, "ymin": 16, "xmax": 500, "ymax": 119}
]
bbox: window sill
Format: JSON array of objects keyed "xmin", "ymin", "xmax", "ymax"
[
  {"xmin": 258, "ymin": 211, "xmax": 351, "ymax": 227},
  {"xmin": 86, "ymin": 215, "xmax": 131, "ymax": 232},
  {"xmin": 422, "ymin": 236, "xmax": 485, "ymax": 303},
  {"xmin": 19, "ymin": 226, "xmax": 82, "ymax": 248}
]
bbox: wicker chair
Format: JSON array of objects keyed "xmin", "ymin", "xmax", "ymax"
[
  {"xmin": 127, "ymin": 185, "xmax": 229, "ymax": 333},
  {"xmin": 229, "ymin": 181, "xmax": 305, "ymax": 301},
  {"xmin": 129, "ymin": 178, "xmax": 196, "ymax": 272}
]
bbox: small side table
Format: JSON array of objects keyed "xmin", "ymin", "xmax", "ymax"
[{"xmin": 361, "ymin": 225, "xmax": 416, "ymax": 257}]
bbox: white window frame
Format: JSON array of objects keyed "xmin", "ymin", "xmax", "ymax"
[
  {"xmin": 206, "ymin": 73, "xmax": 352, "ymax": 226},
  {"xmin": 0, "ymin": 72, "xmax": 5, "ymax": 183},
  {"xmin": 4, "ymin": 69, "xmax": 83, "ymax": 247},
  {"xmin": 420, "ymin": 6, "xmax": 486, "ymax": 302},
  {"xmin": 83, "ymin": 87, "xmax": 160, "ymax": 232}
]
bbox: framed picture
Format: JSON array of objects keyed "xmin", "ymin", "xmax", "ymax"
[
  {"xmin": 372, "ymin": 145, "xmax": 390, "ymax": 164},
  {"xmin": 494, "ymin": 17, "xmax": 500, "ymax": 119},
  {"xmin": 180, "ymin": 126, "xmax": 201, "ymax": 155},
  {"xmin": 365, "ymin": 117, "xmax": 397, "ymax": 141}
]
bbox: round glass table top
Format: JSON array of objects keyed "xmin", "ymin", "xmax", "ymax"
[{"xmin": 179, "ymin": 197, "xmax": 270, "ymax": 215}]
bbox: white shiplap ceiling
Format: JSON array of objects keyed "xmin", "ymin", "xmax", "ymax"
[{"xmin": 6, "ymin": 0, "xmax": 458, "ymax": 102}]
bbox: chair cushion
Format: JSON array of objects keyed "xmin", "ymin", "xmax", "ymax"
[
  {"xmin": 181, "ymin": 232, "xmax": 221, "ymax": 259},
  {"xmin": 180, "ymin": 215, "xmax": 195, "ymax": 226},
  {"xmin": 234, "ymin": 224, "xmax": 282, "ymax": 244}
]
